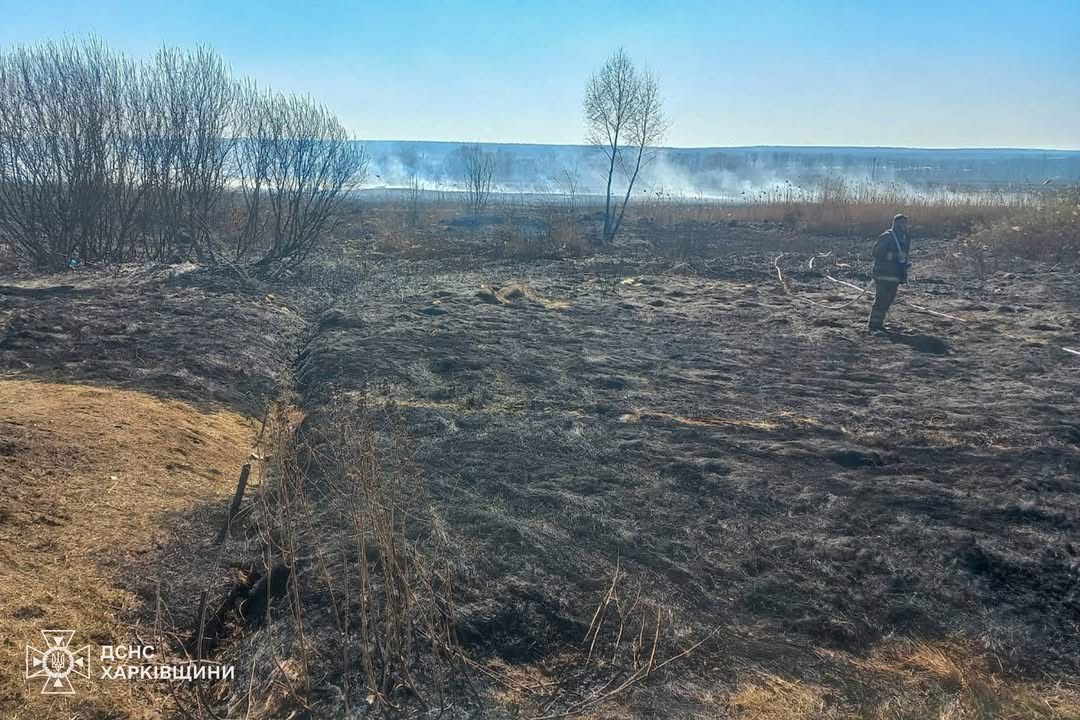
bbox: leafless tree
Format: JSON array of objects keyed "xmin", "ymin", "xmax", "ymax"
[
  {"xmin": 584, "ymin": 48, "xmax": 668, "ymax": 244},
  {"xmin": 232, "ymin": 83, "xmax": 275, "ymax": 259},
  {"xmin": 460, "ymin": 144, "xmax": 495, "ymax": 214},
  {"xmin": 138, "ymin": 47, "xmax": 238, "ymax": 262}
]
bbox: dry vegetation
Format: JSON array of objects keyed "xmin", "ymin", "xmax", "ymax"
[
  {"xmin": 2, "ymin": 201, "xmax": 1079, "ymax": 718},
  {"xmin": 961, "ymin": 186, "xmax": 1080, "ymax": 263},
  {"xmin": 626, "ymin": 179, "xmax": 1071, "ymax": 254},
  {"xmin": 349, "ymin": 180, "xmax": 1078, "ymax": 268}
]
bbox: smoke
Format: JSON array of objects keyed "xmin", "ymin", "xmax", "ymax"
[{"xmin": 360, "ymin": 141, "xmax": 1080, "ymax": 199}]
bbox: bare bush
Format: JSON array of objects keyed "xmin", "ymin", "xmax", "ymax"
[
  {"xmin": 0, "ymin": 37, "xmax": 365, "ymax": 270},
  {"xmin": 460, "ymin": 144, "xmax": 495, "ymax": 214},
  {"xmin": 556, "ymin": 165, "xmax": 582, "ymax": 212},
  {"xmin": 0, "ymin": 38, "xmax": 144, "ymax": 268},
  {"xmin": 248, "ymin": 93, "xmax": 368, "ymax": 267},
  {"xmin": 404, "ymin": 174, "xmax": 424, "ymax": 228},
  {"xmin": 138, "ymin": 47, "xmax": 238, "ymax": 262}
]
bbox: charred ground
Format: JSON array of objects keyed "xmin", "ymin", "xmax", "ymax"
[{"xmin": 2, "ymin": 221, "xmax": 1079, "ymax": 718}]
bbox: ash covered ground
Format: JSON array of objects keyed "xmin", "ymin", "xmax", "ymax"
[{"xmin": 2, "ymin": 229, "xmax": 1078, "ymax": 718}]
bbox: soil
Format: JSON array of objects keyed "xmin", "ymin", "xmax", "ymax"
[{"xmin": 2, "ymin": 231, "xmax": 1079, "ymax": 718}]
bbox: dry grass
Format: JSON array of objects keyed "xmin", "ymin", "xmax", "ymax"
[
  {"xmin": 861, "ymin": 639, "xmax": 1080, "ymax": 719},
  {"xmin": 804, "ymin": 638, "xmax": 1080, "ymax": 720},
  {"xmin": 549, "ymin": 215, "xmax": 590, "ymax": 257},
  {"xmin": 0, "ymin": 378, "xmax": 255, "ymax": 719},
  {"xmin": 220, "ymin": 395, "xmax": 465, "ymax": 718},
  {"xmin": 477, "ymin": 281, "xmax": 571, "ymax": 310},
  {"xmin": 729, "ymin": 674, "xmax": 844, "ymax": 720},
  {"xmin": 620, "ymin": 408, "xmax": 828, "ymax": 432},
  {"xmin": 961, "ymin": 187, "xmax": 1080, "ymax": 261},
  {"xmin": 361, "ymin": 181, "xmax": 1077, "ymax": 263},
  {"xmin": 633, "ymin": 178, "xmax": 1036, "ymax": 239}
]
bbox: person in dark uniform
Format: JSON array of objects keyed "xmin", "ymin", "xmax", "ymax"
[{"xmin": 868, "ymin": 213, "xmax": 911, "ymax": 331}]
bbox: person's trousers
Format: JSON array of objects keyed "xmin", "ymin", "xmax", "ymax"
[{"xmin": 868, "ymin": 279, "xmax": 899, "ymax": 330}]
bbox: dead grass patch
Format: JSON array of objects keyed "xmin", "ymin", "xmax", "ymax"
[
  {"xmin": 382, "ymin": 395, "xmax": 529, "ymax": 416},
  {"xmin": 632, "ymin": 179, "xmax": 1035, "ymax": 239},
  {"xmin": 622, "ymin": 408, "xmax": 828, "ymax": 432},
  {"xmin": 962, "ymin": 187, "xmax": 1080, "ymax": 262},
  {"xmin": 0, "ymin": 379, "xmax": 255, "ymax": 719},
  {"xmin": 813, "ymin": 638, "xmax": 1080, "ymax": 719},
  {"xmin": 729, "ymin": 673, "xmax": 846, "ymax": 720},
  {"xmin": 477, "ymin": 281, "xmax": 571, "ymax": 310}
]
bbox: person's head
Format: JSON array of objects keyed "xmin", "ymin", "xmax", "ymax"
[{"xmin": 892, "ymin": 213, "xmax": 908, "ymax": 233}]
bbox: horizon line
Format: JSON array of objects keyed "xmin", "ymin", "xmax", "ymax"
[{"xmin": 355, "ymin": 139, "xmax": 1080, "ymax": 154}]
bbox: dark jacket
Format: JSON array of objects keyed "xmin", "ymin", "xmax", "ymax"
[{"xmin": 872, "ymin": 229, "xmax": 911, "ymax": 283}]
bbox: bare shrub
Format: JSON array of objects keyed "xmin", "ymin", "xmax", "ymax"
[
  {"xmin": 404, "ymin": 174, "xmax": 424, "ymax": 228},
  {"xmin": 0, "ymin": 38, "xmax": 144, "ymax": 268},
  {"xmin": 460, "ymin": 144, "xmax": 495, "ymax": 215},
  {"xmin": 0, "ymin": 37, "xmax": 365, "ymax": 270},
  {"xmin": 239, "ymin": 93, "xmax": 367, "ymax": 267},
  {"xmin": 138, "ymin": 47, "xmax": 238, "ymax": 262},
  {"xmin": 555, "ymin": 165, "xmax": 582, "ymax": 211}
]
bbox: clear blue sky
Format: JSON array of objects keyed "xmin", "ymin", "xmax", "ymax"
[{"xmin": 1, "ymin": 0, "xmax": 1077, "ymax": 149}]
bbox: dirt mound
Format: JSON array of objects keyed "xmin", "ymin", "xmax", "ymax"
[
  {"xmin": 0, "ymin": 267, "xmax": 307, "ymax": 414},
  {"xmin": 0, "ymin": 379, "xmax": 255, "ymax": 719}
]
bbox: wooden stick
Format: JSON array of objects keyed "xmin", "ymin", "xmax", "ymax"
[
  {"xmin": 216, "ymin": 463, "xmax": 251, "ymax": 544},
  {"xmin": 195, "ymin": 590, "xmax": 208, "ymax": 662}
]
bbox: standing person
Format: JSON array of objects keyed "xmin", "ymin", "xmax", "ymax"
[{"xmin": 868, "ymin": 213, "xmax": 911, "ymax": 331}]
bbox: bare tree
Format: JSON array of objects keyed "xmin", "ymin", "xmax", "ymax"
[
  {"xmin": 139, "ymin": 46, "xmax": 238, "ymax": 262},
  {"xmin": 460, "ymin": 144, "xmax": 495, "ymax": 214},
  {"xmin": 232, "ymin": 82, "xmax": 275, "ymax": 259},
  {"xmin": 584, "ymin": 48, "xmax": 667, "ymax": 244}
]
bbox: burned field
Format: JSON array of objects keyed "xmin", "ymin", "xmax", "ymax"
[
  {"xmin": 2, "ymin": 234, "xmax": 1079, "ymax": 718},
  {"xmin": 290, "ymin": 245, "xmax": 1080, "ymax": 715}
]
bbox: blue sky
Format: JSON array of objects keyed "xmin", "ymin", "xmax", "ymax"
[{"xmin": 1, "ymin": 0, "xmax": 1077, "ymax": 149}]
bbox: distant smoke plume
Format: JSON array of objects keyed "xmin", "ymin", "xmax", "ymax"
[{"xmin": 362, "ymin": 141, "xmax": 1080, "ymax": 199}]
